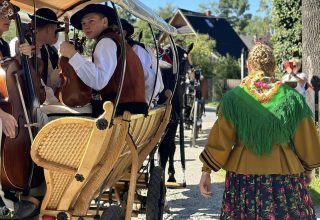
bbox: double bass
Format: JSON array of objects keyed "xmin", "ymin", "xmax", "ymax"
[
  {"xmin": 24, "ymin": 23, "xmax": 46, "ymax": 104},
  {"xmin": 0, "ymin": 0, "xmax": 43, "ymax": 192},
  {"xmin": 58, "ymin": 16, "xmax": 91, "ymax": 107}
]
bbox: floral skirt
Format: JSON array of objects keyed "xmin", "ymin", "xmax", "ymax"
[{"xmin": 220, "ymin": 172, "xmax": 316, "ymax": 220}]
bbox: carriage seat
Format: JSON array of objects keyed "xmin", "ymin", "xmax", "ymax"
[{"xmin": 30, "ymin": 91, "xmax": 172, "ymax": 219}]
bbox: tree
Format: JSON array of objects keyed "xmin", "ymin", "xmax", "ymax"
[
  {"xmin": 199, "ymin": 0, "xmax": 252, "ymax": 34},
  {"xmin": 213, "ymin": 55, "xmax": 241, "ymax": 79},
  {"xmin": 184, "ymin": 34, "xmax": 216, "ymax": 78},
  {"xmin": 243, "ymin": 0, "xmax": 272, "ymax": 36},
  {"xmin": 302, "ymin": 0, "xmax": 320, "ymax": 80},
  {"xmin": 242, "ymin": 16, "xmax": 271, "ymax": 36},
  {"xmin": 271, "ymin": 0, "xmax": 302, "ymax": 69},
  {"xmin": 184, "ymin": 34, "xmax": 240, "ymax": 80},
  {"xmin": 134, "ymin": 18, "xmax": 159, "ymax": 46},
  {"xmin": 157, "ymin": 3, "xmax": 176, "ymax": 20},
  {"xmin": 133, "ymin": 3, "xmax": 177, "ymax": 46},
  {"xmin": 257, "ymin": 0, "xmax": 271, "ymax": 15}
]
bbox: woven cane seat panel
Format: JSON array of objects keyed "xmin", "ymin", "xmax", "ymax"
[
  {"xmin": 47, "ymin": 171, "xmax": 73, "ymax": 209},
  {"xmin": 37, "ymin": 123, "xmax": 93, "ymax": 169}
]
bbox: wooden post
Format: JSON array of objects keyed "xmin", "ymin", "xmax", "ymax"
[{"xmin": 241, "ymin": 48, "xmax": 245, "ymax": 80}]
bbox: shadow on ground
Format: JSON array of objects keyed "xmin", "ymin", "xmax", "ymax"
[{"xmin": 165, "ymin": 183, "xmax": 224, "ymax": 220}]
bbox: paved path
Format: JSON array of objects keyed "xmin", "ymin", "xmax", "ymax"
[{"xmin": 133, "ymin": 106, "xmax": 320, "ymax": 219}]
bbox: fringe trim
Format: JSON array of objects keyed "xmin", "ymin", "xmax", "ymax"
[{"xmin": 220, "ymin": 85, "xmax": 312, "ymax": 156}]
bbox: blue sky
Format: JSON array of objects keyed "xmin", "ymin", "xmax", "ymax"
[{"xmin": 139, "ymin": 0, "xmax": 264, "ymax": 16}]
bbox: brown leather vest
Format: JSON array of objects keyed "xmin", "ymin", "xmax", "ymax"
[{"xmin": 94, "ymin": 31, "xmax": 146, "ymax": 106}]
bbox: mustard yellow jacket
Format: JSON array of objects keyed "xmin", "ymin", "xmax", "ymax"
[{"xmin": 200, "ymin": 112, "xmax": 320, "ymax": 175}]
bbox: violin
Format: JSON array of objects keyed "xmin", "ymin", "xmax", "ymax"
[{"xmin": 58, "ymin": 16, "xmax": 91, "ymax": 107}]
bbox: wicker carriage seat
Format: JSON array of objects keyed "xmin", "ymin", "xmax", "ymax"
[{"xmin": 31, "ymin": 94, "xmax": 172, "ymax": 219}]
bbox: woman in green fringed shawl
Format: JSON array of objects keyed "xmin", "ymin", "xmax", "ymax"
[{"xmin": 199, "ymin": 43, "xmax": 320, "ymax": 220}]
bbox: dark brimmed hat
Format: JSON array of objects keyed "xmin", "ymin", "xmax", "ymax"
[
  {"xmin": 70, "ymin": 4, "xmax": 117, "ymax": 30},
  {"xmin": 120, "ymin": 19, "xmax": 134, "ymax": 38},
  {"xmin": 28, "ymin": 8, "xmax": 62, "ymax": 29}
]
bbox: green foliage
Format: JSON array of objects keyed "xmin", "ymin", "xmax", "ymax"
[
  {"xmin": 242, "ymin": 16, "xmax": 271, "ymax": 36},
  {"xmin": 134, "ymin": 3, "xmax": 177, "ymax": 46},
  {"xmin": 271, "ymin": 0, "xmax": 302, "ymax": 69},
  {"xmin": 308, "ymin": 177, "xmax": 320, "ymax": 206},
  {"xmin": 206, "ymin": 101, "xmax": 220, "ymax": 107},
  {"xmin": 116, "ymin": 7, "xmax": 136, "ymax": 23},
  {"xmin": 257, "ymin": 0, "xmax": 271, "ymax": 14},
  {"xmin": 3, "ymin": 21, "xmax": 16, "ymax": 42},
  {"xmin": 199, "ymin": 0, "xmax": 252, "ymax": 34},
  {"xmin": 213, "ymin": 54, "xmax": 241, "ymax": 79},
  {"xmin": 157, "ymin": 3, "xmax": 176, "ymax": 20},
  {"xmin": 82, "ymin": 38, "xmax": 95, "ymax": 57},
  {"xmin": 134, "ymin": 18, "xmax": 160, "ymax": 46},
  {"xmin": 183, "ymin": 34, "xmax": 240, "ymax": 81},
  {"xmin": 243, "ymin": 0, "xmax": 272, "ymax": 37},
  {"xmin": 184, "ymin": 34, "xmax": 216, "ymax": 78}
]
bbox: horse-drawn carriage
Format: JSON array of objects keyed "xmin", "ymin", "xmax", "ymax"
[
  {"xmin": 0, "ymin": 0, "xmax": 183, "ymax": 219},
  {"xmin": 184, "ymin": 67, "xmax": 205, "ymax": 147}
]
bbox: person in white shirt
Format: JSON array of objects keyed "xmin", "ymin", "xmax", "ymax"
[
  {"xmin": 17, "ymin": 8, "xmax": 94, "ymax": 121},
  {"xmin": 282, "ymin": 58, "xmax": 307, "ymax": 97},
  {"xmin": 60, "ymin": 4, "xmax": 147, "ymax": 116},
  {"xmin": 20, "ymin": 8, "xmax": 64, "ymax": 105},
  {"xmin": 120, "ymin": 19, "xmax": 163, "ymax": 107}
]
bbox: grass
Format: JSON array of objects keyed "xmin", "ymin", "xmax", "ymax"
[
  {"xmin": 214, "ymin": 169, "xmax": 226, "ymax": 182},
  {"xmin": 309, "ymin": 177, "xmax": 320, "ymax": 206},
  {"xmin": 206, "ymin": 101, "xmax": 220, "ymax": 107}
]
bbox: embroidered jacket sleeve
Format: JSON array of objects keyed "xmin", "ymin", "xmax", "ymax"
[
  {"xmin": 69, "ymin": 38, "xmax": 117, "ymax": 90},
  {"xmin": 199, "ymin": 112, "xmax": 236, "ymax": 173},
  {"xmin": 292, "ymin": 117, "xmax": 320, "ymax": 172}
]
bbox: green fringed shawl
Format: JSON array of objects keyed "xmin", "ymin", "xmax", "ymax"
[{"xmin": 219, "ymin": 85, "xmax": 312, "ymax": 155}]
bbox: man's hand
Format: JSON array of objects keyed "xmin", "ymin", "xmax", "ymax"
[
  {"xmin": 18, "ymin": 42, "xmax": 34, "ymax": 58},
  {"xmin": 0, "ymin": 109, "xmax": 17, "ymax": 138},
  {"xmin": 199, "ymin": 171, "xmax": 212, "ymax": 198},
  {"xmin": 59, "ymin": 41, "xmax": 77, "ymax": 59}
]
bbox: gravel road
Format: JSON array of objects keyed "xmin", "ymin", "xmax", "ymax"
[{"xmin": 133, "ymin": 106, "xmax": 320, "ymax": 219}]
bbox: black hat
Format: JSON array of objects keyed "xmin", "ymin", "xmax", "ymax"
[
  {"xmin": 70, "ymin": 4, "xmax": 117, "ymax": 30},
  {"xmin": 120, "ymin": 19, "xmax": 134, "ymax": 38},
  {"xmin": 28, "ymin": 8, "xmax": 62, "ymax": 28}
]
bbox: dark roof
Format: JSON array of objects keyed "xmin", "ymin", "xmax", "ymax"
[{"xmin": 177, "ymin": 8, "xmax": 248, "ymax": 58}]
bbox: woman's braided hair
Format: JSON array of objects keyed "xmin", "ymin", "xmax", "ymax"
[{"xmin": 248, "ymin": 43, "xmax": 275, "ymax": 76}]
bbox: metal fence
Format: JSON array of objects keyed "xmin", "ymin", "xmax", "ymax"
[{"xmin": 207, "ymin": 78, "xmax": 241, "ymax": 101}]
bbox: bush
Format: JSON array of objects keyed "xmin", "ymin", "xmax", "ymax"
[
  {"xmin": 271, "ymin": 0, "xmax": 302, "ymax": 70},
  {"xmin": 213, "ymin": 54, "xmax": 241, "ymax": 79},
  {"xmin": 185, "ymin": 34, "xmax": 216, "ymax": 78}
]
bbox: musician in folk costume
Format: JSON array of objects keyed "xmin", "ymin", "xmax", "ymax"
[
  {"xmin": 26, "ymin": 8, "xmax": 62, "ymax": 105},
  {"xmin": 0, "ymin": 7, "xmax": 39, "ymax": 219},
  {"xmin": 120, "ymin": 19, "xmax": 163, "ymax": 107},
  {"xmin": 60, "ymin": 4, "xmax": 147, "ymax": 116}
]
